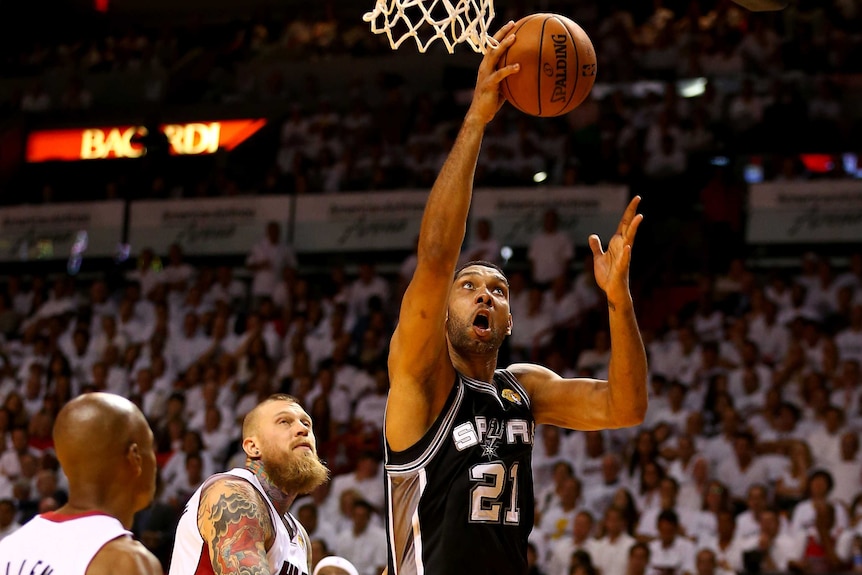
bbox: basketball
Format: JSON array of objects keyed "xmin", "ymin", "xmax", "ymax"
[{"xmin": 498, "ymin": 13, "xmax": 597, "ymax": 117}]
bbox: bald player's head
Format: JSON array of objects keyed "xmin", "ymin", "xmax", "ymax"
[{"xmin": 54, "ymin": 392, "xmax": 157, "ymax": 515}]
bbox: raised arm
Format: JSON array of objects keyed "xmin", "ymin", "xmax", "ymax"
[
  {"xmin": 386, "ymin": 22, "xmax": 519, "ymax": 451},
  {"xmin": 512, "ymin": 197, "xmax": 648, "ymax": 429},
  {"xmin": 197, "ymin": 477, "xmax": 275, "ymax": 575}
]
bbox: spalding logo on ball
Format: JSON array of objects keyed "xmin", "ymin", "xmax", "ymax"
[{"xmin": 498, "ymin": 13, "xmax": 597, "ymax": 117}]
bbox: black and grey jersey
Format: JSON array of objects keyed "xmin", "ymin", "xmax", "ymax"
[{"xmin": 384, "ymin": 369, "xmax": 535, "ymax": 575}]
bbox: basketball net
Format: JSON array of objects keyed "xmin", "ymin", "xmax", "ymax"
[{"xmin": 363, "ymin": 0, "xmax": 498, "ymax": 54}]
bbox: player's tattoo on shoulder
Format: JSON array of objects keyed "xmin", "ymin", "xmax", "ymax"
[{"xmin": 199, "ymin": 479, "xmax": 273, "ymax": 575}]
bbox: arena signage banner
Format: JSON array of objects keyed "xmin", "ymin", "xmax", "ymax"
[
  {"xmin": 26, "ymin": 119, "xmax": 267, "ymax": 162},
  {"xmin": 294, "ymin": 191, "xmax": 427, "ymax": 252},
  {"xmin": 128, "ymin": 196, "xmax": 292, "ymax": 255},
  {"xmin": 0, "ymin": 201, "xmax": 124, "ymax": 261},
  {"xmin": 471, "ymin": 186, "xmax": 629, "ymax": 247},
  {"xmin": 747, "ymin": 181, "xmax": 862, "ymax": 243}
]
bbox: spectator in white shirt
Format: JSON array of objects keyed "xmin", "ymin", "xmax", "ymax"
[
  {"xmin": 627, "ymin": 542, "xmax": 651, "ymax": 575},
  {"xmin": 637, "ymin": 477, "xmax": 698, "ymax": 542},
  {"xmin": 735, "ymin": 484, "xmax": 771, "ymax": 541},
  {"xmin": 747, "ymin": 299, "xmax": 789, "ymax": 366},
  {"xmin": 547, "ymin": 510, "xmax": 599, "ymax": 575},
  {"xmin": 528, "ymin": 209, "xmax": 573, "ymax": 287},
  {"xmin": 297, "ymin": 501, "xmax": 339, "ymax": 553},
  {"xmin": 207, "ymin": 265, "xmax": 246, "ymax": 307},
  {"xmin": 790, "ymin": 469, "xmax": 849, "ymax": 537},
  {"xmin": 162, "ymin": 451, "xmax": 205, "ymax": 509},
  {"xmin": 698, "ymin": 509, "xmax": 744, "ymax": 574},
  {"xmin": 89, "ymin": 315, "xmax": 127, "ymax": 361},
  {"xmin": 577, "ymin": 330, "xmax": 612, "ymax": 378},
  {"xmin": 716, "ymin": 432, "xmax": 770, "ymax": 505},
  {"xmin": 0, "ymin": 429, "xmax": 42, "ymax": 487},
  {"xmin": 162, "ymin": 244, "xmax": 195, "ymax": 292},
  {"xmin": 461, "ymin": 218, "xmax": 502, "ymax": 266},
  {"xmin": 830, "ymin": 431, "xmax": 862, "ymax": 509},
  {"xmin": 246, "ymin": 222, "xmax": 297, "ymax": 300},
  {"xmin": 0, "ymin": 498, "xmax": 20, "ymax": 542},
  {"xmin": 836, "ymin": 305, "xmax": 862, "ymax": 366},
  {"xmin": 116, "ymin": 298, "xmax": 148, "ymax": 345},
  {"xmin": 807, "ymin": 405, "xmax": 845, "ymax": 468},
  {"xmin": 660, "ymin": 326, "xmax": 700, "ymax": 387},
  {"xmin": 591, "ymin": 506, "xmax": 636, "ymax": 575},
  {"xmin": 125, "ymin": 248, "xmax": 163, "ymax": 299},
  {"xmin": 740, "ymin": 507, "xmax": 800, "ymax": 573},
  {"xmin": 533, "ymin": 425, "xmax": 569, "ymax": 494},
  {"xmin": 334, "ymin": 500, "xmax": 387, "ymax": 575},
  {"xmin": 541, "ymin": 475, "xmax": 585, "ymax": 541},
  {"xmin": 346, "ymin": 263, "xmax": 389, "ymax": 322},
  {"xmin": 509, "ymin": 286, "xmax": 554, "ymax": 363},
  {"xmin": 693, "ymin": 548, "xmax": 730, "ymax": 575},
  {"xmin": 647, "ymin": 510, "xmax": 696, "ymax": 575},
  {"xmin": 543, "ymin": 274, "xmax": 582, "ymax": 332},
  {"xmin": 329, "ymin": 453, "xmax": 385, "ymax": 514},
  {"xmin": 537, "ymin": 461, "xmax": 575, "ymax": 518},
  {"xmin": 646, "ymin": 381, "xmax": 690, "ymax": 434},
  {"xmin": 352, "ymin": 367, "xmax": 388, "ymax": 434},
  {"xmin": 575, "ymin": 431, "xmax": 607, "ymax": 486},
  {"xmin": 831, "ymin": 360, "xmax": 861, "ymax": 415},
  {"xmin": 170, "ymin": 312, "xmax": 210, "ymax": 375}
]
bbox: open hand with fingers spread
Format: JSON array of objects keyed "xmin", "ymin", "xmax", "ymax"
[
  {"xmin": 589, "ymin": 196, "xmax": 643, "ymax": 306},
  {"xmin": 467, "ymin": 21, "xmax": 520, "ymax": 126}
]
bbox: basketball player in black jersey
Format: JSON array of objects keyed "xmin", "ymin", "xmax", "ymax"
[{"xmin": 384, "ymin": 21, "xmax": 648, "ymax": 575}]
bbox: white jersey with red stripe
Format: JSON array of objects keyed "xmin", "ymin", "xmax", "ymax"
[
  {"xmin": 169, "ymin": 467, "xmax": 310, "ymax": 575},
  {"xmin": 0, "ymin": 510, "xmax": 131, "ymax": 575}
]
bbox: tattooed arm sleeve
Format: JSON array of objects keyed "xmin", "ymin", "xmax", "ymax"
[{"xmin": 197, "ymin": 477, "xmax": 275, "ymax": 575}]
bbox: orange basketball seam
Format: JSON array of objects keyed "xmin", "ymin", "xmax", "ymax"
[
  {"xmin": 537, "ymin": 16, "xmax": 549, "ymax": 117},
  {"xmin": 559, "ymin": 16, "xmax": 580, "ymax": 115}
]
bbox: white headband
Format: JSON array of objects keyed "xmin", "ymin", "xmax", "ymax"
[{"xmin": 313, "ymin": 556, "xmax": 360, "ymax": 575}]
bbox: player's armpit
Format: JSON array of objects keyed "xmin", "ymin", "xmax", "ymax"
[
  {"xmin": 86, "ymin": 537, "xmax": 162, "ymax": 575},
  {"xmin": 509, "ymin": 362, "xmax": 644, "ymax": 430},
  {"xmin": 197, "ymin": 478, "xmax": 274, "ymax": 575}
]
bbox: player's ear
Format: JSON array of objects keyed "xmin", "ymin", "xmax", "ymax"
[
  {"xmin": 127, "ymin": 442, "xmax": 142, "ymax": 477},
  {"xmin": 506, "ymin": 313, "xmax": 513, "ymax": 336},
  {"xmin": 242, "ymin": 437, "xmax": 261, "ymax": 459}
]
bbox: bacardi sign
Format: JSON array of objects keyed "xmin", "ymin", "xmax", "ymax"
[{"xmin": 26, "ymin": 119, "xmax": 266, "ymax": 162}]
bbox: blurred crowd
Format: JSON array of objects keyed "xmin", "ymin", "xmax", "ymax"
[
  {"xmin": 0, "ymin": 214, "xmax": 860, "ymax": 575},
  {"xmin": 3, "ymin": 0, "xmax": 861, "ymax": 205},
  {"xmin": 1, "ymin": 1, "xmax": 862, "ymax": 574}
]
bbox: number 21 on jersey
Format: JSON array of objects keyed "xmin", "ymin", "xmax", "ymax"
[{"xmin": 469, "ymin": 462, "xmax": 520, "ymax": 524}]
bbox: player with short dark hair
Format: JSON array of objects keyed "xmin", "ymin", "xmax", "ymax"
[{"xmin": 383, "ymin": 22, "xmax": 648, "ymax": 575}]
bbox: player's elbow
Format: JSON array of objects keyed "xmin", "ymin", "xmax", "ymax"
[
  {"xmin": 608, "ymin": 387, "xmax": 648, "ymax": 428},
  {"xmin": 613, "ymin": 405, "xmax": 646, "ymax": 428}
]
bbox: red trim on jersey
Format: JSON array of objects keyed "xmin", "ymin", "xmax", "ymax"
[
  {"xmin": 195, "ymin": 542, "xmax": 215, "ymax": 575},
  {"xmin": 41, "ymin": 510, "xmax": 113, "ymax": 523}
]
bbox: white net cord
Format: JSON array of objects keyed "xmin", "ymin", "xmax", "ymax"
[{"xmin": 363, "ymin": 0, "xmax": 498, "ymax": 54}]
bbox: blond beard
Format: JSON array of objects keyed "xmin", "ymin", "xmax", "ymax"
[{"xmin": 262, "ymin": 449, "xmax": 330, "ymax": 496}]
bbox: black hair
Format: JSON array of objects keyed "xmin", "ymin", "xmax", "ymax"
[
  {"xmin": 657, "ymin": 509, "xmax": 679, "ymax": 526},
  {"xmin": 454, "ymin": 260, "xmax": 508, "ymax": 285}
]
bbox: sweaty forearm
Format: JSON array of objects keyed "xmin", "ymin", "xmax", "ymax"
[
  {"xmin": 606, "ymin": 296, "xmax": 648, "ymax": 426},
  {"xmin": 417, "ymin": 114, "xmax": 486, "ymax": 265}
]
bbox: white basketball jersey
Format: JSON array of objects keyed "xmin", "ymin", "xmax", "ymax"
[
  {"xmin": 0, "ymin": 511, "xmax": 131, "ymax": 575},
  {"xmin": 169, "ymin": 467, "xmax": 309, "ymax": 575}
]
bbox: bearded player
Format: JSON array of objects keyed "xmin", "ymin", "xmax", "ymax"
[{"xmin": 170, "ymin": 394, "xmax": 329, "ymax": 575}]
